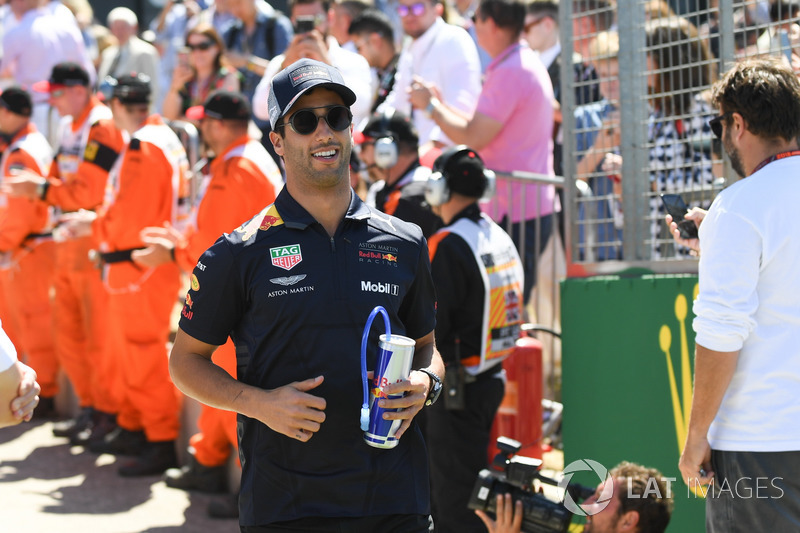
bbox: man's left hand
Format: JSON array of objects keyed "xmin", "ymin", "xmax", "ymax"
[
  {"xmin": 284, "ymin": 31, "xmax": 331, "ymax": 66},
  {"xmin": 131, "ymin": 225, "xmax": 183, "ymax": 268},
  {"xmin": 378, "ymin": 369, "xmax": 430, "ymax": 439},
  {"xmin": 679, "ymin": 431, "xmax": 714, "ymax": 486}
]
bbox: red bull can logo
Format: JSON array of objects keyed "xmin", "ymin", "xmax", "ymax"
[{"xmin": 364, "ymin": 334, "xmax": 415, "ymax": 449}]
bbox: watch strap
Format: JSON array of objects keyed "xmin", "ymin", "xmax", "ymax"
[{"xmin": 418, "ymin": 368, "xmax": 442, "ymax": 406}]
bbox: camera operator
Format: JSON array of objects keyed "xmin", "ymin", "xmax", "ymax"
[{"xmin": 476, "ymin": 462, "xmax": 673, "ymax": 533}]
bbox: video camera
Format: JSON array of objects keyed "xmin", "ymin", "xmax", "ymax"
[{"xmin": 467, "ymin": 437, "xmax": 596, "ymax": 533}]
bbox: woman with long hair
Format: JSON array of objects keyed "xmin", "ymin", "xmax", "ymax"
[
  {"xmin": 645, "ymin": 16, "xmax": 717, "ymax": 258},
  {"xmin": 162, "ymin": 23, "xmax": 241, "ymax": 121}
]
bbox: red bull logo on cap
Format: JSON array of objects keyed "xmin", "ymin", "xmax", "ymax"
[{"xmin": 290, "ymin": 64, "xmax": 332, "ymax": 86}]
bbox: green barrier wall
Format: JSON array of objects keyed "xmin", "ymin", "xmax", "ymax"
[{"xmin": 561, "ymin": 275, "xmax": 705, "ymax": 533}]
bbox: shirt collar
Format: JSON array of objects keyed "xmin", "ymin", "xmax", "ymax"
[
  {"xmin": 413, "ymin": 17, "xmax": 444, "ymax": 48},
  {"xmin": 209, "ymin": 135, "xmax": 251, "ymax": 172},
  {"xmin": 275, "ymin": 187, "xmax": 372, "ymax": 230},
  {"xmin": 449, "ymin": 202, "xmax": 482, "ymax": 225},
  {"xmin": 487, "ymin": 41, "xmax": 525, "ymax": 72},
  {"xmin": 539, "ymin": 41, "xmax": 561, "ymax": 68}
]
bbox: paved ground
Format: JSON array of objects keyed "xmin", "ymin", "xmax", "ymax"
[{"xmin": 0, "ymin": 418, "xmax": 239, "ymax": 533}]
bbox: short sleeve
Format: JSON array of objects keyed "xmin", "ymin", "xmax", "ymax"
[
  {"xmin": 0, "ymin": 325, "xmax": 17, "ymax": 372},
  {"xmin": 178, "ymin": 237, "xmax": 245, "ymax": 346}
]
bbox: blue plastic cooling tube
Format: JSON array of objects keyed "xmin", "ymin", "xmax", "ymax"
[{"xmin": 360, "ymin": 306, "xmax": 391, "ymax": 431}]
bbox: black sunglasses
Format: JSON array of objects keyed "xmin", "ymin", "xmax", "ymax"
[
  {"xmin": 187, "ymin": 41, "xmax": 215, "ymax": 51},
  {"xmin": 279, "ymin": 105, "xmax": 352, "ymax": 135},
  {"xmin": 708, "ymin": 112, "xmax": 731, "ymax": 140}
]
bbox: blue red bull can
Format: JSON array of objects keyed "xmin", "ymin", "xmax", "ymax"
[{"xmin": 364, "ymin": 333, "xmax": 415, "ymax": 449}]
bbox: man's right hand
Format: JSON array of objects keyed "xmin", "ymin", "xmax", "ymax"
[
  {"xmin": 2, "ymin": 171, "xmax": 45, "ymax": 200},
  {"xmin": 475, "ymin": 493, "xmax": 523, "ymax": 533},
  {"xmin": 57, "ymin": 210, "xmax": 97, "ymax": 239},
  {"xmin": 666, "ymin": 207, "xmax": 706, "ymax": 255},
  {"xmin": 254, "ymin": 376, "xmax": 327, "ymax": 442}
]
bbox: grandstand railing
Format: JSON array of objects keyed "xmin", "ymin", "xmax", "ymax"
[{"xmin": 486, "ymin": 170, "xmax": 567, "ymax": 401}]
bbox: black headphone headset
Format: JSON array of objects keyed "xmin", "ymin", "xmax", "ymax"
[
  {"xmin": 372, "ymin": 107, "xmax": 399, "ymax": 169},
  {"xmin": 425, "ymin": 145, "xmax": 496, "ymax": 206}
]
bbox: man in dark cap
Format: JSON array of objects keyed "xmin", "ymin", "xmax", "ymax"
[
  {"xmin": 61, "ymin": 73, "xmax": 189, "ymax": 477},
  {"xmin": 356, "ymin": 108, "xmax": 441, "ymax": 238},
  {"xmin": 132, "ymin": 90, "xmax": 284, "ymax": 518},
  {"xmin": 425, "ymin": 145, "xmax": 524, "ymax": 533},
  {"xmin": 7, "ymin": 62, "xmax": 125, "ymax": 446},
  {"xmin": 169, "ymin": 58, "xmax": 444, "ymax": 531},
  {"xmin": 0, "ymin": 86, "xmax": 60, "ymax": 419}
]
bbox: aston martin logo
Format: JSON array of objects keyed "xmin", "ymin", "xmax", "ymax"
[{"xmin": 270, "ymin": 274, "xmax": 307, "ymax": 286}]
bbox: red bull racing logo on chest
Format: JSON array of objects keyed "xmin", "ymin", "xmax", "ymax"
[
  {"xmin": 270, "ymin": 244, "xmax": 303, "ymax": 271},
  {"xmin": 358, "ymin": 243, "xmax": 400, "ymax": 267}
]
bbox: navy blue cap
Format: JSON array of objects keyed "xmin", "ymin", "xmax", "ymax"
[{"xmin": 267, "ymin": 59, "xmax": 356, "ymax": 130}]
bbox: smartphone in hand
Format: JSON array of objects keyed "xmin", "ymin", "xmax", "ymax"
[
  {"xmin": 660, "ymin": 193, "xmax": 699, "ymax": 240},
  {"xmin": 294, "ymin": 16, "xmax": 317, "ymax": 34}
]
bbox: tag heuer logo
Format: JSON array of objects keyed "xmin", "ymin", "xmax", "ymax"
[{"xmin": 271, "ymin": 244, "xmax": 303, "ymax": 270}]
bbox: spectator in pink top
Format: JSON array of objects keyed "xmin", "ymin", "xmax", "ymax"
[{"xmin": 408, "ymin": 0, "xmax": 556, "ymax": 303}]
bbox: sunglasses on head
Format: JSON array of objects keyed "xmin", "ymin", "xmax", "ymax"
[
  {"xmin": 397, "ymin": 2, "xmax": 426, "ymax": 17},
  {"xmin": 187, "ymin": 41, "xmax": 215, "ymax": 51},
  {"xmin": 709, "ymin": 112, "xmax": 731, "ymax": 140},
  {"xmin": 279, "ymin": 105, "xmax": 352, "ymax": 135}
]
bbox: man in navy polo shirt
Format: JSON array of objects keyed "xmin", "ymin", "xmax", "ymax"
[{"xmin": 169, "ymin": 58, "xmax": 444, "ymax": 532}]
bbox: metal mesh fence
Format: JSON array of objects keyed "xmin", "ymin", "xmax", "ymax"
[{"xmin": 561, "ymin": 0, "xmax": 798, "ymax": 273}]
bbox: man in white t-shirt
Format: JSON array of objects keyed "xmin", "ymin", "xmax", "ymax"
[
  {"xmin": 677, "ymin": 58, "xmax": 800, "ymax": 533},
  {"xmin": 382, "ymin": 0, "xmax": 481, "ymax": 150}
]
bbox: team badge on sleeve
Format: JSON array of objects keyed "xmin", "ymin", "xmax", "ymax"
[
  {"xmin": 84, "ymin": 141, "xmax": 99, "ymax": 161},
  {"xmin": 259, "ymin": 205, "xmax": 284, "ymax": 230}
]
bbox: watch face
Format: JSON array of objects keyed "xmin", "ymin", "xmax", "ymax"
[{"xmin": 426, "ymin": 375, "xmax": 442, "ymax": 406}]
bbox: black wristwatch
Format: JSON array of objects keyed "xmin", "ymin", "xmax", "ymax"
[{"xmin": 418, "ymin": 368, "xmax": 442, "ymax": 406}]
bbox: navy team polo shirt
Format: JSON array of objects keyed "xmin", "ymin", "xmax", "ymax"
[{"xmin": 179, "ymin": 187, "xmax": 436, "ymax": 526}]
